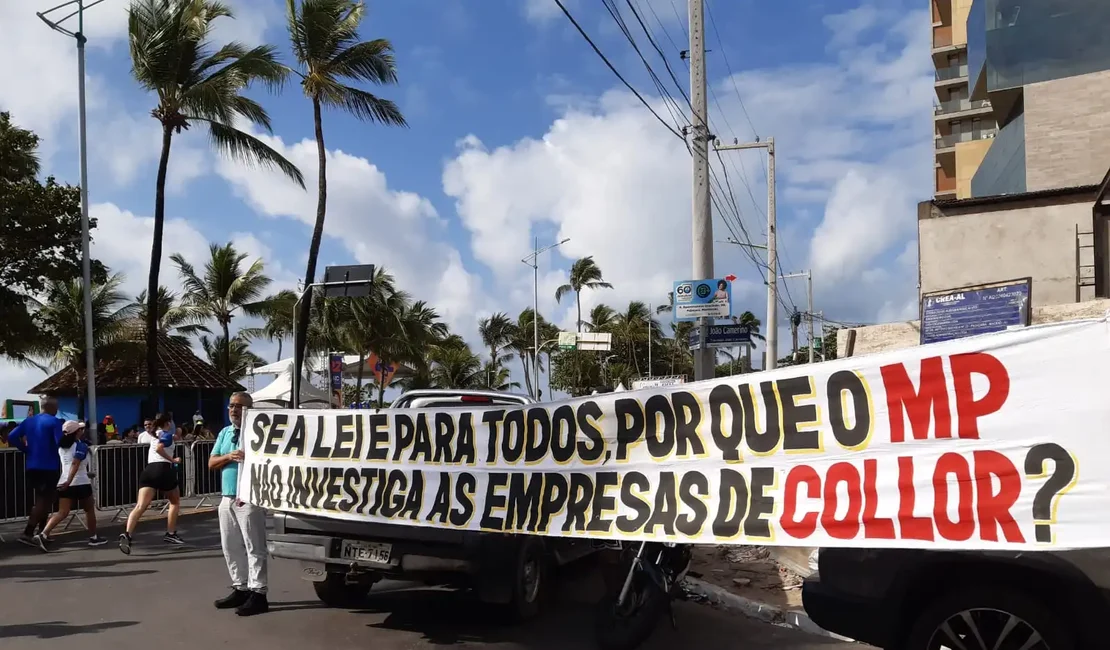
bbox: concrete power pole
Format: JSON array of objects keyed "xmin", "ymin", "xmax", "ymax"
[
  {"xmin": 781, "ymin": 270, "xmax": 813, "ymax": 363},
  {"xmin": 689, "ymin": 0, "xmax": 715, "ymax": 382},
  {"xmin": 715, "ymin": 138, "xmax": 778, "ymax": 370}
]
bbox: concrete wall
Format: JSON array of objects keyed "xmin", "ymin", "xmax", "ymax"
[
  {"xmin": 952, "ymin": 0, "xmax": 972, "ymax": 46},
  {"xmin": 918, "ymin": 192, "xmax": 1097, "ymax": 308},
  {"xmin": 837, "ymin": 299, "xmax": 1110, "ymax": 358},
  {"xmin": 955, "ymin": 138, "xmax": 992, "ymax": 198},
  {"xmin": 1025, "ymin": 69, "xmax": 1110, "ymax": 192}
]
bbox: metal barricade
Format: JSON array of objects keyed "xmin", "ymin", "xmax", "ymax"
[
  {"xmin": 93, "ymin": 443, "xmax": 184, "ymax": 521},
  {"xmin": 1, "ymin": 448, "xmax": 28, "ymax": 524},
  {"xmin": 188, "ymin": 440, "xmax": 220, "ymax": 508}
]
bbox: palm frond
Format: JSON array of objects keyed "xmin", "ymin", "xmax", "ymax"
[
  {"xmin": 199, "ymin": 119, "xmax": 306, "ymax": 187},
  {"xmin": 327, "ymin": 39, "xmax": 398, "ymax": 84},
  {"xmin": 315, "ymin": 79, "xmax": 406, "ymax": 125}
]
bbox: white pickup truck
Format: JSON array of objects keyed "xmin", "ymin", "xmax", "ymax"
[{"xmin": 266, "ymin": 389, "xmax": 596, "ymax": 619}]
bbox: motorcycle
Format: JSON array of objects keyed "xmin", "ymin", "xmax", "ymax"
[{"xmin": 593, "ymin": 540, "xmax": 693, "ymax": 650}]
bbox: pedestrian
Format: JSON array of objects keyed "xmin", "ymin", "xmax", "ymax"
[
  {"xmin": 209, "ymin": 391, "xmax": 268, "ymax": 616},
  {"xmin": 119, "ymin": 412, "xmax": 184, "ymax": 554},
  {"xmin": 40, "ymin": 420, "xmax": 108, "ymax": 546},
  {"xmin": 7, "ymin": 395, "xmax": 65, "ymax": 551}
]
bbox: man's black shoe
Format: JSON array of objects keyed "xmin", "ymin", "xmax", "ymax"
[
  {"xmin": 215, "ymin": 589, "xmax": 250, "ymax": 609},
  {"xmin": 235, "ymin": 592, "xmax": 269, "ymax": 617}
]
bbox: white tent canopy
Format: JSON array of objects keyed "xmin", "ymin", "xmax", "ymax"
[
  {"xmin": 246, "ymin": 355, "xmax": 413, "ymax": 379},
  {"xmin": 250, "ymin": 367, "xmax": 332, "ymax": 409}
]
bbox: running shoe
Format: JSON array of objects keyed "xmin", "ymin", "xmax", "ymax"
[
  {"xmin": 16, "ymin": 534, "xmax": 36, "ymax": 548},
  {"xmin": 163, "ymin": 532, "xmax": 185, "ymax": 545},
  {"xmin": 88, "ymin": 535, "xmax": 108, "ymax": 547},
  {"xmin": 31, "ymin": 534, "xmax": 49, "ymax": 552},
  {"xmin": 119, "ymin": 532, "xmax": 132, "ymax": 555}
]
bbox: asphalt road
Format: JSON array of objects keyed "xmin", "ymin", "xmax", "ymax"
[{"xmin": 0, "ymin": 514, "xmax": 861, "ymax": 650}]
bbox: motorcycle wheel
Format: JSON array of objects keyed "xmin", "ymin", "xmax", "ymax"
[{"xmin": 594, "ymin": 568, "xmax": 668, "ymax": 650}]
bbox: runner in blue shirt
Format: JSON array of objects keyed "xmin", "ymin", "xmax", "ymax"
[{"xmin": 7, "ymin": 396, "xmax": 65, "ymax": 551}]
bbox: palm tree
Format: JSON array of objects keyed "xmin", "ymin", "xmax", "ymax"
[
  {"xmin": 611, "ymin": 301, "xmax": 653, "ymax": 376},
  {"xmin": 134, "ymin": 286, "xmax": 210, "ymax": 345},
  {"xmin": 128, "ymin": 0, "xmax": 305, "ymax": 398},
  {"xmin": 200, "ymin": 333, "xmax": 266, "ymax": 380},
  {"xmin": 33, "ymin": 274, "xmax": 137, "ymax": 418},
  {"xmin": 285, "ymin": 0, "xmax": 407, "ymax": 388},
  {"xmin": 338, "ymin": 269, "xmax": 404, "ymax": 398},
  {"xmin": 171, "ymin": 243, "xmax": 272, "ymax": 379},
  {"xmin": 428, "ymin": 344, "xmax": 483, "ymax": 389},
  {"xmin": 555, "ymin": 256, "xmax": 613, "ymax": 332},
  {"xmin": 259, "ymin": 289, "xmax": 298, "ymax": 358},
  {"xmin": 478, "ymin": 312, "xmax": 513, "ymax": 371},
  {"xmin": 732, "ymin": 310, "xmax": 763, "ymax": 372},
  {"xmin": 586, "ymin": 304, "xmax": 616, "ymax": 332},
  {"xmin": 480, "ymin": 362, "xmax": 519, "ymax": 391},
  {"xmin": 656, "ymin": 291, "xmax": 675, "ymax": 315}
]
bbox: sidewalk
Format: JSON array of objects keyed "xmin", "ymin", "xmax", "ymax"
[
  {"xmin": 0, "ymin": 495, "xmax": 217, "ymax": 542},
  {"xmin": 682, "ymin": 545, "xmax": 852, "ymax": 642}
]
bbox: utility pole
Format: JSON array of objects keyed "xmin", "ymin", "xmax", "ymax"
[
  {"xmin": 689, "ymin": 0, "xmax": 715, "ymax": 382},
  {"xmin": 38, "ymin": 0, "xmax": 103, "ymax": 437},
  {"xmin": 715, "ymin": 137, "xmax": 778, "ymax": 370},
  {"xmin": 647, "ymin": 303, "xmax": 653, "ymax": 378},
  {"xmin": 522, "ymin": 237, "xmax": 569, "ymax": 400},
  {"xmin": 780, "ymin": 270, "xmax": 813, "ymax": 363}
]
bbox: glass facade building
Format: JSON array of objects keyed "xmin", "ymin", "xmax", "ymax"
[
  {"xmin": 971, "ymin": 110, "xmax": 1026, "ymax": 197},
  {"xmin": 969, "ymin": 0, "xmax": 1110, "ymax": 93}
]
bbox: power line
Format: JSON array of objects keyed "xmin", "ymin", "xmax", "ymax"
[{"xmin": 552, "ymin": 0, "xmax": 684, "ymax": 140}]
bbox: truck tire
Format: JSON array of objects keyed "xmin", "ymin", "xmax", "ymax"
[
  {"xmin": 902, "ymin": 585, "xmax": 1074, "ymax": 650},
  {"xmin": 313, "ymin": 573, "xmax": 374, "ymax": 608},
  {"xmin": 505, "ymin": 538, "xmax": 548, "ymax": 621}
]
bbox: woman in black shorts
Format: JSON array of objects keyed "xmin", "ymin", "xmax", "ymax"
[
  {"xmin": 119, "ymin": 413, "xmax": 184, "ymax": 554},
  {"xmin": 40, "ymin": 420, "xmax": 107, "ymax": 546}
]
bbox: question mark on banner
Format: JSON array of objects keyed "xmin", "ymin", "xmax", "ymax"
[{"xmin": 1023, "ymin": 443, "xmax": 1078, "ymax": 544}]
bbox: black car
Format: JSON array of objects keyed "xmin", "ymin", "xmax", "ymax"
[{"xmin": 802, "ymin": 547, "xmax": 1110, "ymax": 649}]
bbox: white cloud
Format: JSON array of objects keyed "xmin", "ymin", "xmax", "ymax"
[
  {"xmin": 214, "ymin": 129, "xmax": 494, "ymax": 345},
  {"xmin": 446, "ymin": 3, "xmax": 933, "ymax": 344}
]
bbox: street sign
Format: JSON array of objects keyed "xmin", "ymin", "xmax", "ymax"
[
  {"xmin": 689, "ymin": 324, "xmax": 753, "ymax": 350},
  {"xmin": 577, "ymin": 332, "xmax": 612, "ymax": 351},
  {"xmin": 920, "ymin": 278, "xmax": 1031, "ymax": 345},
  {"xmin": 557, "ymin": 331, "xmax": 577, "ymax": 350},
  {"xmin": 323, "ymin": 264, "xmax": 375, "ymax": 297},
  {"xmin": 673, "ymin": 279, "xmax": 732, "ymax": 322},
  {"xmin": 631, "ymin": 376, "xmax": 687, "ymax": 390}
]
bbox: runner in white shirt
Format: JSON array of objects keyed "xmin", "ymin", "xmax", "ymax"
[
  {"xmin": 119, "ymin": 412, "xmax": 184, "ymax": 554},
  {"xmin": 40, "ymin": 420, "xmax": 107, "ymax": 546}
]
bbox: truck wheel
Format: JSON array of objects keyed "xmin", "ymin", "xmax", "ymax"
[
  {"xmin": 313, "ymin": 573, "xmax": 374, "ymax": 608},
  {"xmin": 902, "ymin": 585, "xmax": 1074, "ymax": 650},
  {"xmin": 506, "ymin": 538, "xmax": 548, "ymax": 621}
]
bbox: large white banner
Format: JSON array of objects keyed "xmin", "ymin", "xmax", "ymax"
[{"xmin": 240, "ymin": 316, "xmax": 1110, "ymax": 550}]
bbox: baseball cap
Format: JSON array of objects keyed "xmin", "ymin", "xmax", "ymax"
[{"xmin": 62, "ymin": 420, "xmax": 86, "ymax": 435}]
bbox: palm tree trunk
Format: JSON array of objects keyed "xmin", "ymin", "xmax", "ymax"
[
  {"xmin": 277, "ymin": 338, "xmax": 283, "ymax": 360},
  {"xmin": 355, "ymin": 351, "xmax": 366, "ymax": 405},
  {"xmin": 295, "ymin": 96, "xmax": 329, "ymax": 393},
  {"xmin": 576, "ymin": 295, "xmax": 582, "ymax": 333},
  {"xmin": 377, "ymin": 380, "xmax": 385, "ymax": 408},
  {"xmin": 221, "ymin": 319, "xmax": 231, "ymax": 380},
  {"xmin": 146, "ymin": 124, "xmax": 174, "ymax": 406},
  {"xmin": 520, "ymin": 356, "xmax": 533, "ymax": 397}
]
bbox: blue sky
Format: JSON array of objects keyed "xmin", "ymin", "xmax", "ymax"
[{"xmin": 0, "ymin": 0, "xmax": 933, "ymax": 401}]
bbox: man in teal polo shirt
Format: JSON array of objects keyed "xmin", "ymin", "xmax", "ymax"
[{"xmin": 208, "ymin": 391, "xmax": 268, "ymax": 616}]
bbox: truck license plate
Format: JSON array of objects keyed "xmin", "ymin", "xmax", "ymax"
[{"xmin": 340, "ymin": 540, "xmax": 392, "ymax": 565}]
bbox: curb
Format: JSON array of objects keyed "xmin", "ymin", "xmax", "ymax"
[{"xmin": 682, "ymin": 577, "xmax": 855, "ymax": 642}]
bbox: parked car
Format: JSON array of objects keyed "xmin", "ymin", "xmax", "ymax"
[
  {"xmin": 802, "ymin": 547, "xmax": 1110, "ymax": 649},
  {"xmin": 267, "ymin": 389, "xmax": 595, "ymax": 619}
]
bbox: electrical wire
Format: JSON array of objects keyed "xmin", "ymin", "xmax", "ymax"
[{"xmin": 552, "ymin": 0, "xmax": 684, "ymax": 140}]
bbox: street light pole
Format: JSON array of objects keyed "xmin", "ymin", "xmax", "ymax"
[
  {"xmin": 38, "ymin": 0, "xmax": 105, "ymax": 436},
  {"xmin": 521, "ymin": 237, "xmax": 569, "ymax": 400}
]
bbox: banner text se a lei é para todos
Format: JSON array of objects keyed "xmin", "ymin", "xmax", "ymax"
[{"xmin": 238, "ymin": 317, "xmax": 1110, "ymax": 550}]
